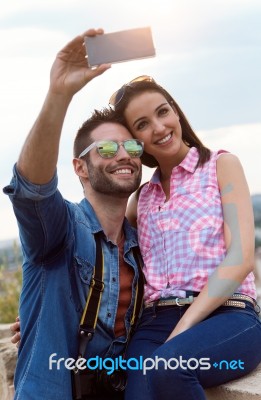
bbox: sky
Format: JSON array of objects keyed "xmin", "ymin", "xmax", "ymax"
[{"xmin": 0, "ymin": 0, "xmax": 261, "ymax": 241}]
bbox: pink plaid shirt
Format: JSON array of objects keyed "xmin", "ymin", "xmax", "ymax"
[{"xmin": 138, "ymin": 147, "xmax": 256, "ymax": 304}]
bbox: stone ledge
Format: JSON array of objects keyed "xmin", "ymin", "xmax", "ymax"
[
  {"xmin": 0, "ymin": 324, "xmax": 12, "ymax": 340},
  {"xmin": 205, "ymin": 363, "xmax": 261, "ymax": 400},
  {"xmin": 1, "ymin": 325, "xmax": 261, "ymax": 400},
  {"xmin": 0, "ymin": 335, "xmax": 17, "ymax": 400}
]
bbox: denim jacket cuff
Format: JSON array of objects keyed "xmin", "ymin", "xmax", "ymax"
[{"xmin": 3, "ymin": 164, "xmax": 58, "ymax": 201}]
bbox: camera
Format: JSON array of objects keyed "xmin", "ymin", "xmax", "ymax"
[
  {"xmin": 72, "ymin": 367, "xmax": 126, "ymax": 399},
  {"xmin": 97, "ymin": 368, "xmax": 127, "ymax": 394}
]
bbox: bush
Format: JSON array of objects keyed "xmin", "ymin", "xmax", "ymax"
[{"xmin": 0, "ymin": 267, "xmax": 22, "ymax": 323}]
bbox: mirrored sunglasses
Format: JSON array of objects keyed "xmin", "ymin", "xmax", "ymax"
[
  {"xmin": 109, "ymin": 75, "xmax": 155, "ymax": 108},
  {"xmin": 78, "ymin": 139, "xmax": 144, "ymax": 159}
]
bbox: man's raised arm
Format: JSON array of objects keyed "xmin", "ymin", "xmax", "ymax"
[{"xmin": 17, "ymin": 28, "xmax": 110, "ymax": 184}]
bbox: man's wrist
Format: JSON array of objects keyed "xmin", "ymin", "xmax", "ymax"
[{"xmin": 46, "ymin": 88, "xmax": 73, "ymax": 106}]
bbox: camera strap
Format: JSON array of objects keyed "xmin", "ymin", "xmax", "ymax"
[
  {"xmin": 78, "ymin": 232, "xmax": 104, "ymax": 357},
  {"xmin": 77, "ymin": 232, "xmax": 144, "ymax": 358},
  {"xmin": 130, "ymin": 247, "xmax": 144, "ymax": 331},
  {"xmin": 73, "ymin": 232, "xmax": 144, "ymax": 399}
]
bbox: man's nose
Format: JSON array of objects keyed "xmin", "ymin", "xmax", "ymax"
[{"xmin": 115, "ymin": 143, "xmax": 131, "ymax": 160}]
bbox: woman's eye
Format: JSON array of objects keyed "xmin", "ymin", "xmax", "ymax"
[
  {"xmin": 137, "ymin": 121, "xmax": 147, "ymax": 130},
  {"xmin": 158, "ymin": 107, "xmax": 169, "ymax": 116}
]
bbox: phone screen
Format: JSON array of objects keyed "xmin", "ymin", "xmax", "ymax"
[{"xmin": 84, "ymin": 27, "xmax": 156, "ymax": 67}]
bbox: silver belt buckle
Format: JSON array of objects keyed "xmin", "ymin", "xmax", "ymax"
[{"xmin": 175, "ymin": 295, "xmax": 194, "ymax": 306}]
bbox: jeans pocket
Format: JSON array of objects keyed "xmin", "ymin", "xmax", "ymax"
[{"xmin": 215, "ymin": 304, "xmax": 261, "ymax": 320}]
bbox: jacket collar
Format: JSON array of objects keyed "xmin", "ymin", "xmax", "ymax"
[{"xmin": 77, "ymin": 197, "xmax": 138, "ymax": 246}]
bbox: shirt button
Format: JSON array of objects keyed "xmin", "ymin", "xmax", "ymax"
[
  {"xmin": 107, "ymin": 312, "xmax": 112, "ymax": 318},
  {"xmin": 112, "ymin": 277, "xmax": 116, "ymax": 282}
]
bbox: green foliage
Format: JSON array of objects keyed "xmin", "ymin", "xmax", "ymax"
[
  {"xmin": 256, "ymin": 237, "xmax": 261, "ymax": 249},
  {"xmin": 0, "ymin": 267, "xmax": 22, "ymax": 323},
  {"xmin": 0, "ymin": 239, "xmax": 22, "ymax": 270}
]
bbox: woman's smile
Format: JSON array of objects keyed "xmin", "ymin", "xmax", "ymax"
[{"xmin": 154, "ymin": 132, "xmax": 173, "ymax": 145}]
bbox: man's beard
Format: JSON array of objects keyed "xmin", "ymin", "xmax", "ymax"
[{"xmin": 87, "ymin": 160, "xmax": 142, "ymax": 197}]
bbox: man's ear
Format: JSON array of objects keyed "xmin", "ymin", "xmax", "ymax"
[{"xmin": 72, "ymin": 158, "xmax": 89, "ymax": 179}]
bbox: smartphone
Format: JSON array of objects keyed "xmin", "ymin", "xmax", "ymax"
[{"xmin": 84, "ymin": 27, "xmax": 156, "ymax": 67}]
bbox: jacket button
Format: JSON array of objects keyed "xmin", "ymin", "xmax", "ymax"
[{"xmin": 107, "ymin": 312, "xmax": 112, "ymax": 317}]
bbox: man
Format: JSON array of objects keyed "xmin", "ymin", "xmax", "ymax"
[{"xmin": 3, "ymin": 29, "xmax": 143, "ymax": 399}]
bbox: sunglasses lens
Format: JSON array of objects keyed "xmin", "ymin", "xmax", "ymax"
[
  {"xmin": 97, "ymin": 141, "xmax": 118, "ymax": 158},
  {"xmin": 109, "ymin": 86, "xmax": 125, "ymax": 107},
  {"xmin": 109, "ymin": 75, "xmax": 154, "ymax": 107},
  {"xmin": 124, "ymin": 140, "xmax": 143, "ymax": 157},
  {"xmin": 131, "ymin": 75, "xmax": 152, "ymax": 84}
]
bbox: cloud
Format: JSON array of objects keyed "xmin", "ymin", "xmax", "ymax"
[
  {"xmin": 1, "ymin": 0, "xmax": 260, "ymax": 240},
  {"xmin": 198, "ymin": 123, "xmax": 261, "ymax": 195}
]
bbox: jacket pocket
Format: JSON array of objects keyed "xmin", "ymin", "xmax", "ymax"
[{"xmin": 74, "ymin": 256, "xmax": 94, "ymax": 285}]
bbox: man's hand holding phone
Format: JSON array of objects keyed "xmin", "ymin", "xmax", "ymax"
[
  {"xmin": 48, "ymin": 27, "xmax": 155, "ymax": 98},
  {"xmin": 84, "ymin": 27, "xmax": 155, "ymax": 67},
  {"xmin": 49, "ymin": 28, "xmax": 111, "ymax": 98}
]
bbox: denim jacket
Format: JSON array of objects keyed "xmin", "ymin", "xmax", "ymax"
[{"xmin": 3, "ymin": 166, "xmax": 140, "ymax": 400}]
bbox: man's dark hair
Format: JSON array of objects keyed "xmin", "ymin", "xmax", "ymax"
[{"xmin": 73, "ymin": 107, "xmax": 119, "ymax": 159}]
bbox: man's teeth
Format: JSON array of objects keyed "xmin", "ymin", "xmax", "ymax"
[
  {"xmin": 157, "ymin": 133, "xmax": 172, "ymax": 144},
  {"xmin": 113, "ymin": 169, "xmax": 132, "ymax": 175}
]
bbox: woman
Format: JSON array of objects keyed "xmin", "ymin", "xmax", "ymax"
[{"xmin": 110, "ymin": 76, "xmax": 261, "ymax": 400}]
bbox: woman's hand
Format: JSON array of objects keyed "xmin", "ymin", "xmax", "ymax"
[{"xmin": 10, "ymin": 316, "xmax": 21, "ymax": 348}]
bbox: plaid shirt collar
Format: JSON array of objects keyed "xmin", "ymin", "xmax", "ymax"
[{"xmin": 148, "ymin": 146, "xmax": 199, "ymax": 188}]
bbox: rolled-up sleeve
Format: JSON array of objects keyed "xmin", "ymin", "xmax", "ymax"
[
  {"xmin": 3, "ymin": 164, "xmax": 58, "ymax": 200},
  {"xmin": 3, "ymin": 164, "xmax": 71, "ymax": 264}
]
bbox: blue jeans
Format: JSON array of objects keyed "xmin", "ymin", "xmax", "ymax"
[{"xmin": 125, "ymin": 302, "xmax": 261, "ymax": 400}]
